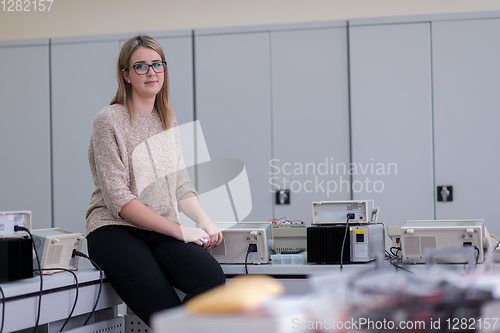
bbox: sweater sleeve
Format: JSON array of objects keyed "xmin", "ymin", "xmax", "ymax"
[
  {"xmin": 173, "ymin": 121, "xmax": 198, "ymax": 201},
  {"xmin": 91, "ymin": 112, "xmax": 137, "ymax": 218}
]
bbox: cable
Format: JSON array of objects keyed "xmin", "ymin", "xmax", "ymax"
[
  {"xmin": 72, "ymin": 251, "xmax": 102, "ymax": 326},
  {"xmin": 390, "ymin": 246, "xmax": 402, "ymax": 257},
  {"xmin": 40, "ymin": 269, "xmax": 79, "ymax": 332},
  {"xmin": 340, "ymin": 214, "xmax": 354, "ymax": 271},
  {"xmin": 387, "ymin": 256, "xmax": 413, "ymax": 274},
  {"xmin": 245, "ymin": 250, "xmax": 250, "ymax": 275},
  {"xmin": 268, "ymin": 217, "xmax": 305, "ymax": 227},
  {"xmin": 490, "ymin": 235, "xmax": 500, "ymax": 250},
  {"xmin": 0, "ymin": 285, "xmax": 5, "ymax": 333},
  {"xmin": 244, "ymin": 244, "xmax": 258, "ymax": 274},
  {"xmin": 269, "ymin": 217, "xmax": 287, "ymax": 227},
  {"xmin": 14, "ymin": 226, "xmax": 42, "ymax": 333}
]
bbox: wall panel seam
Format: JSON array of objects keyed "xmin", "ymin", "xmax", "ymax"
[
  {"xmin": 429, "ymin": 23, "xmax": 437, "ymax": 219},
  {"xmin": 346, "ymin": 22, "xmax": 353, "ymax": 200},
  {"xmin": 49, "ymin": 38, "xmax": 54, "ymax": 228}
]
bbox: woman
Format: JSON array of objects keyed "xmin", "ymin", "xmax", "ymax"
[{"xmin": 85, "ymin": 34, "xmax": 226, "ymax": 326}]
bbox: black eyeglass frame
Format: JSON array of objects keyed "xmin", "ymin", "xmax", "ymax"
[{"xmin": 125, "ymin": 62, "xmax": 167, "ymax": 75}]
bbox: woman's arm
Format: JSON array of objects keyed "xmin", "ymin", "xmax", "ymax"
[
  {"xmin": 171, "ymin": 121, "xmax": 221, "ymax": 247},
  {"xmin": 120, "ymin": 199, "xmax": 209, "ymax": 246},
  {"xmin": 178, "ymin": 192, "xmax": 223, "ymax": 248}
]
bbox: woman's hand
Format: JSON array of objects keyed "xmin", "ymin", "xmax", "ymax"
[
  {"xmin": 119, "ymin": 199, "xmax": 212, "ymax": 248},
  {"xmin": 198, "ymin": 221, "xmax": 223, "ymax": 249},
  {"xmin": 178, "ymin": 225, "xmax": 210, "ymax": 247},
  {"xmin": 178, "ymin": 192, "xmax": 223, "ymax": 248}
]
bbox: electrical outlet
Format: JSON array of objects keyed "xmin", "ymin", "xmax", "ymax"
[
  {"xmin": 275, "ymin": 189, "xmax": 290, "ymax": 205},
  {"xmin": 437, "ymin": 186, "xmax": 453, "ymax": 202}
]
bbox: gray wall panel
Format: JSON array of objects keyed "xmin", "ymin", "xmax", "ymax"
[
  {"xmin": 350, "ymin": 23, "xmax": 434, "ymax": 227},
  {"xmin": 195, "ymin": 32, "xmax": 272, "ymax": 221},
  {"xmin": 0, "ymin": 44, "xmax": 52, "ymax": 229},
  {"xmin": 349, "ymin": 10, "xmax": 500, "ymax": 26},
  {"xmin": 51, "ymin": 40, "xmax": 120, "ymax": 235},
  {"xmin": 156, "ymin": 36, "xmax": 196, "ymax": 189},
  {"xmin": 271, "ymin": 27, "xmax": 350, "ymax": 224},
  {"xmin": 157, "ymin": 36, "xmax": 194, "ymax": 126},
  {"xmin": 195, "ymin": 20, "xmax": 347, "ymax": 36},
  {"xmin": 432, "ymin": 19, "xmax": 500, "ymax": 236}
]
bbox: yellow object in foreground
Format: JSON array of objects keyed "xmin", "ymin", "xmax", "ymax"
[{"xmin": 185, "ymin": 275, "xmax": 285, "ymax": 314}]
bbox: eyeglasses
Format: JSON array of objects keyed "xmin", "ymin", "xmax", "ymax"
[{"xmin": 126, "ymin": 62, "xmax": 167, "ymax": 75}]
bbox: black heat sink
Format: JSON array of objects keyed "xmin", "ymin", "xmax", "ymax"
[
  {"xmin": 0, "ymin": 237, "xmax": 33, "ymax": 283},
  {"xmin": 307, "ymin": 225, "xmax": 351, "ymax": 264}
]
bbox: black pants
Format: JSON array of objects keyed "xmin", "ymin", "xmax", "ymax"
[{"xmin": 87, "ymin": 225, "xmax": 226, "ymax": 326}]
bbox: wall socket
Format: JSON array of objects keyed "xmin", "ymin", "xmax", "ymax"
[
  {"xmin": 437, "ymin": 186, "xmax": 453, "ymax": 202},
  {"xmin": 275, "ymin": 189, "xmax": 290, "ymax": 205}
]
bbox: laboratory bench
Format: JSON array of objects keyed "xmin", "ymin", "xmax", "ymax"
[
  {"xmin": 221, "ymin": 261, "xmax": 500, "ymax": 295},
  {"xmin": 152, "ymin": 261, "xmax": 500, "ymax": 333},
  {"xmin": 0, "ymin": 259, "xmax": 123, "ymax": 333},
  {"xmin": 3, "ymin": 259, "xmax": 499, "ymax": 333}
]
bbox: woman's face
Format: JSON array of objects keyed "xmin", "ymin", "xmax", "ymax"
[{"xmin": 122, "ymin": 46, "xmax": 165, "ymax": 101}]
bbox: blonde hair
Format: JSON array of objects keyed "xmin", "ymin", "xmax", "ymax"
[{"xmin": 111, "ymin": 34, "xmax": 175, "ymax": 130}]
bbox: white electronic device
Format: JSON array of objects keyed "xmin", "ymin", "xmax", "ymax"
[
  {"xmin": 312, "ymin": 200, "xmax": 377, "ymax": 224},
  {"xmin": 350, "ymin": 223, "xmax": 385, "ymax": 262},
  {"xmin": 32, "ymin": 228, "xmax": 85, "ymax": 274},
  {"xmin": 387, "ymin": 226, "xmax": 402, "ymax": 249},
  {"xmin": 208, "ymin": 222, "xmax": 272, "ymax": 264},
  {"xmin": 0, "ymin": 211, "xmax": 31, "ymax": 238},
  {"xmin": 401, "ymin": 220, "xmax": 491, "ymax": 264},
  {"xmin": 272, "ymin": 224, "xmax": 307, "ymax": 253}
]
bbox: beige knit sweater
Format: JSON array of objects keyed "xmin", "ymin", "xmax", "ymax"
[{"xmin": 85, "ymin": 104, "xmax": 196, "ymax": 236}]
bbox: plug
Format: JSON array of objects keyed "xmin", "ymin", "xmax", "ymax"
[
  {"xmin": 248, "ymin": 244, "xmax": 258, "ymax": 253},
  {"xmin": 72, "ymin": 250, "xmax": 88, "ymax": 259},
  {"xmin": 347, "ymin": 213, "xmax": 355, "ymax": 220},
  {"xmin": 14, "ymin": 225, "xmax": 27, "ymax": 232}
]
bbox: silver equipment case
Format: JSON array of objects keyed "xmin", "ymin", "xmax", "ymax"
[
  {"xmin": 32, "ymin": 228, "xmax": 85, "ymax": 274},
  {"xmin": 0, "ymin": 211, "xmax": 31, "ymax": 238},
  {"xmin": 208, "ymin": 222, "xmax": 272, "ymax": 264},
  {"xmin": 350, "ymin": 223, "xmax": 385, "ymax": 262},
  {"xmin": 312, "ymin": 200, "xmax": 376, "ymax": 224},
  {"xmin": 401, "ymin": 219, "xmax": 492, "ymax": 264}
]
